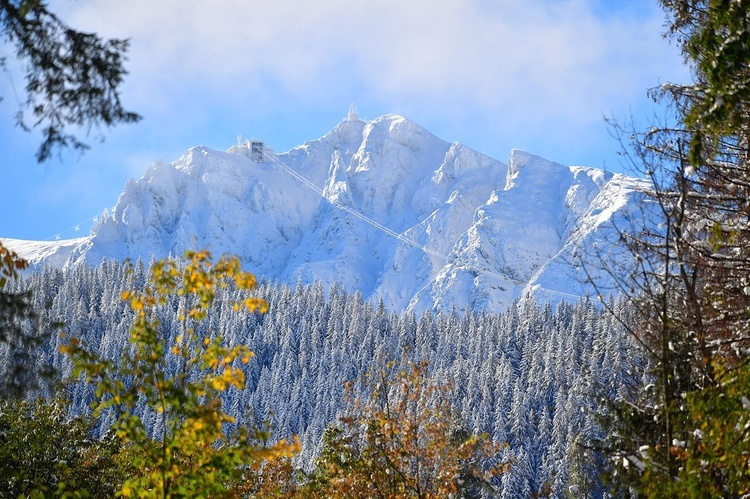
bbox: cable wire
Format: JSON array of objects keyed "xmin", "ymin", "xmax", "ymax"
[{"xmin": 261, "ymin": 150, "xmax": 584, "ymax": 300}]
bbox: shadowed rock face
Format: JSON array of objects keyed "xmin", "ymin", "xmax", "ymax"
[{"xmin": 4, "ymin": 114, "xmax": 644, "ymax": 313}]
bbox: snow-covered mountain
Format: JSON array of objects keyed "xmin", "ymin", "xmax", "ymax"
[{"xmin": 3, "ymin": 113, "xmax": 644, "ymax": 313}]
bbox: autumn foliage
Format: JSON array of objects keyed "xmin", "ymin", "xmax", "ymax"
[
  {"xmin": 305, "ymin": 361, "xmax": 505, "ymax": 498},
  {"xmin": 62, "ymin": 250, "xmax": 297, "ymax": 497}
]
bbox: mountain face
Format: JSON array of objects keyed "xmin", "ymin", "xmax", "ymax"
[{"xmin": 4, "ymin": 114, "xmax": 644, "ymax": 313}]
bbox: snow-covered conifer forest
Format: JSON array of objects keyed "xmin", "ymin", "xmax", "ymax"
[{"xmin": 2, "ymin": 259, "xmax": 643, "ymax": 497}]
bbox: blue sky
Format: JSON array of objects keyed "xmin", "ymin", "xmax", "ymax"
[{"xmin": 0, "ymin": 0, "xmax": 688, "ymax": 241}]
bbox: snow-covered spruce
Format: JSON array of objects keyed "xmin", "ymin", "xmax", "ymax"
[{"xmin": 7, "ymin": 260, "xmax": 644, "ymax": 497}]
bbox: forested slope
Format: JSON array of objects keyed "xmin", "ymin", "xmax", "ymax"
[{"xmin": 3, "ymin": 260, "xmax": 644, "ymax": 497}]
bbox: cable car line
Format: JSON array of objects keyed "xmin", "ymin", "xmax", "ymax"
[{"xmin": 261, "ymin": 150, "xmax": 584, "ymax": 301}]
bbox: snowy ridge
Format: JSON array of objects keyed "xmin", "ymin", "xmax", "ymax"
[
  {"xmin": 2, "ymin": 114, "xmax": 643, "ymax": 313},
  {"xmin": 1, "ymin": 237, "xmax": 89, "ymax": 268}
]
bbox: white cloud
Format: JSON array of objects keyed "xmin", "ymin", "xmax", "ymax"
[
  {"xmin": 65, "ymin": 0, "xmax": 683, "ymax": 115},
  {"xmin": 53, "ymin": 0, "xmax": 690, "ymax": 171}
]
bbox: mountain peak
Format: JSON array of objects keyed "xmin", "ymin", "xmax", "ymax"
[
  {"xmin": 2, "ymin": 114, "xmax": 641, "ymax": 314},
  {"xmin": 346, "ymin": 103, "xmax": 361, "ymax": 122},
  {"xmin": 505, "ymin": 149, "xmax": 551, "ymax": 189}
]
